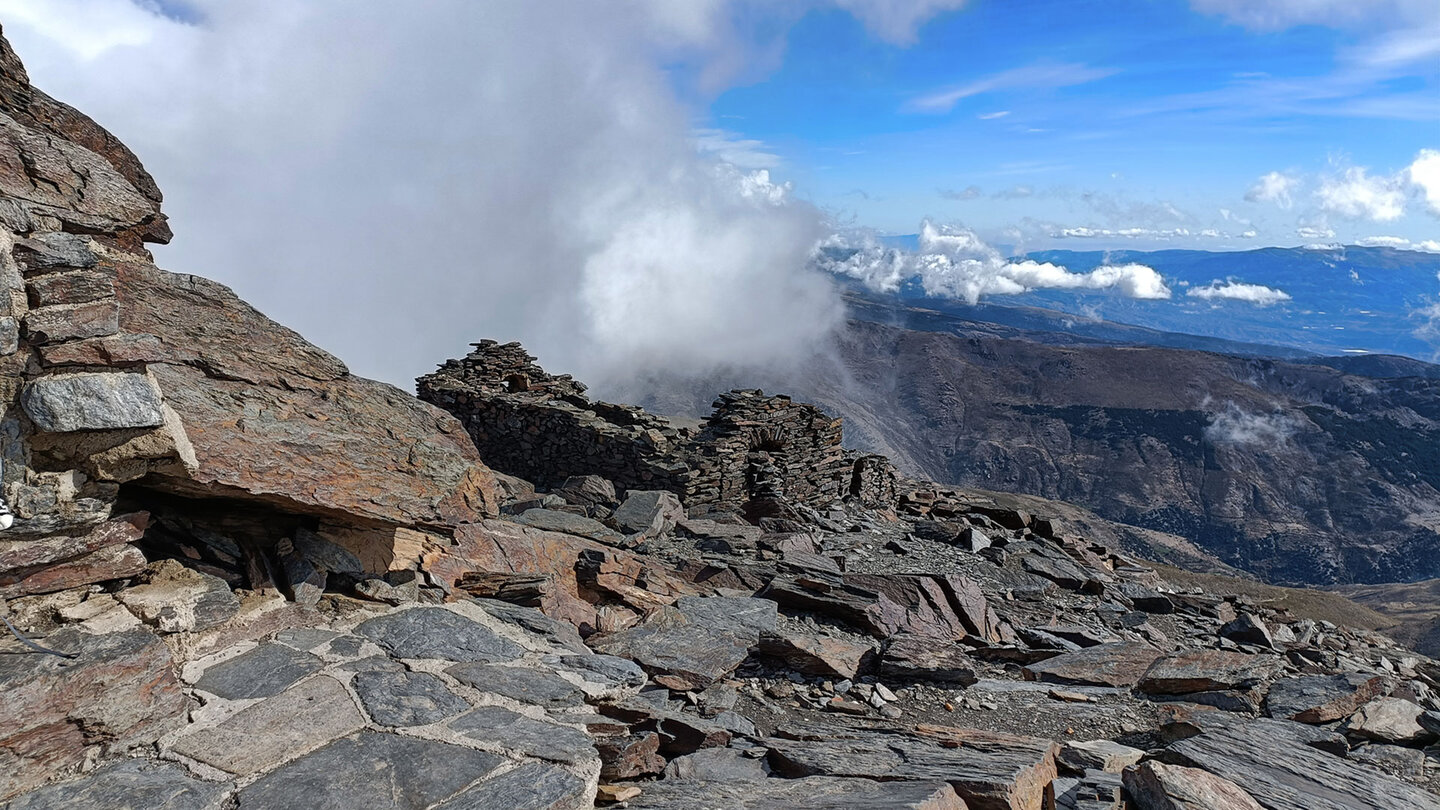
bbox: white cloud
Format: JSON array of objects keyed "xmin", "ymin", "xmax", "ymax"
[
  {"xmin": 907, "ymin": 61, "xmax": 1118, "ymax": 113},
  {"xmin": 1410, "ymin": 149, "xmax": 1440, "ymax": 216},
  {"xmin": 977, "ymin": 110, "xmax": 1010, "ymax": 120},
  {"xmin": 1297, "ymin": 225, "xmax": 1336, "ymax": 239},
  {"xmin": 1187, "ymin": 280, "xmax": 1292, "ymax": 305},
  {"xmin": 692, "ymin": 128, "xmax": 781, "ymax": 169},
  {"xmin": 1356, "ymin": 235, "xmax": 1413, "ymax": 248},
  {"xmin": 1203, "ymin": 400, "xmax": 1299, "ymax": 447},
  {"xmin": 1245, "ymin": 171, "xmax": 1298, "ymax": 209},
  {"xmin": 822, "ymin": 221, "xmax": 1171, "ymax": 302},
  {"xmin": 1054, "ymin": 226, "xmax": 1194, "ymax": 239},
  {"xmin": 1316, "ymin": 166, "xmax": 1405, "ymax": 221},
  {"xmin": 0, "ymin": 0, "xmax": 964, "ymax": 389}
]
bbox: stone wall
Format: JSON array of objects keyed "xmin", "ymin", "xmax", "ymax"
[{"xmin": 418, "ymin": 342, "xmax": 903, "ymax": 511}]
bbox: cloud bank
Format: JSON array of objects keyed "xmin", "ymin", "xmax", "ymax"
[
  {"xmin": 822, "ymin": 221, "xmax": 1171, "ymax": 303},
  {"xmin": 1204, "ymin": 401, "xmax": 1299, "ymax": 447},
  {"xmin": 0, "ymin": 0, "xmax": 965, "ymax": 390},
  {"xmin": 1187, "ymin": 280, "xmax": 1292, "ymax": 305}
]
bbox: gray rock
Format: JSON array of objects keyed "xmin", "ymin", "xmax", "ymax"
[
  {"xmin": 354, "ymin": 607, "xmax": 523, "ymax": 662},
  {"xmin": 471, "ymin": 599, "xmax": 587, "ymax": 653},
  {"xmin": 552, "ymin": 475, "xmax": 619, "ymax": 508},
  {"xmin": 627, "ymin": 775, "xmax": 967, "ymax": 809},
  {"xmin": 1117, "ymin": 581, "xmax": 1174, "ymax": 614},
  {"xmin": 115, "ymin": 559, "xmax": 239, "ymax": 634},
  {"xmin": 958, "ymin": 526, "xmax": 991, "ymax": 552},
  {"xmin": 446, "ymin": 663, "xmax": 585, "ymax": 708},
  {"xmin": 662, "ymin": 747, "xmax": 770, "ymax": 782},
  {"xmin": 236, "ymin": 731, "xmax": 504, "ymax": 809},
  {"xmin": 273, "ymin": 628, "xmax": 340, "ymax": 651},
  {"xmin": 1167, "ymin": 715, "xmax": 1440, "ymax": 809},
  {"xmin": 3, "ymin": 759, "xmax": 231, "ymax": 810},
  {"xmin": 514, "ymin": 508, "xmax": 621, "ymax": 542},
  {"xmin": 432, "ymin": 761, "xmax": 589, "ymax": 810},
  {"xmin": 353, "ymin": 669, "xmax": 471, "ymax": 726},
  {"xmin": 13, "ymin": 232, "xmax": 99, "ymax": 271},
  {"xmin": 172, "ymin": 675, "xmax": 365, "ymax": 777},
  {"xmin": 353, "ymin": 577, "xmax": 416, "ymax": 606},
  {"xmin": 293, "ymin": 529, "xmax": 365, "ymax": 575},
  {"xmin": 0, "ymin": 316, "xmax": 17, "ymax": 355},
  {"xmin": 548, "ymin": 653, "xmax": 647, "ymax": 691},
  {"xmin": 1220, "ymin": 613, "xmax": 1275, "ymax": 649},
  {"xmin": 675, "ymin": 595, "xmax": 778, "ymax": 641},
  {"xmin": 1265, "ymin": 673, "xmax": 1390, "ymax": 724},
  {"xmin": 588, "ymin": 619, "xmax": 752, "ymax": 691},
  {"xmin": 191, "ymin": 643, "xmax": 323, "ymax": 700},
  {"xmin": 1058, "ymin": 739, "xmax": 1144, "ymax": 774},
  {"xmin": 612, "ymin": 490, "xmax": 684, "ymax": 537},
  {"xmin": 21, "ymin": 372, "xmax": 165, "ymax": 432},
  {"xmin": 448, "ymin": 706, "xmax": 595, "ymax": 763}
]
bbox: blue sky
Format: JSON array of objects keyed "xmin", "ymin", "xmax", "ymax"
[{"xmin": 692, "ymin": 0, "xmax": 1440, "ymax": 252}]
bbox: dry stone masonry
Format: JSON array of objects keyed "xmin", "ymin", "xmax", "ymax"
[{"xmin": 417, "ymin": 340, "xmax": 901, "ymax": 512}]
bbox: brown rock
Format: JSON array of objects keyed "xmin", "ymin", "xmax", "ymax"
[
  {"xmin": 1021, "ymin": 642, "xmax": 1163, "ymax": 688},
  {"xmin": 0, "ymin": 542, "xmax": 146, "ymax": 598},
  {"xmin": 1342, "ymin": 697, "xmax": 1432, "ymax": 745},
  {"xmin": 0, "ymin": 627, "xmax": 189, "ymax": 800},
  {"xmin": 1137, "ymin": 650, "xmax": 1281, "ymax": 695},
  {"xmin": 1123, "ymin": 761, "xmax": 1264, "ymax": 810},
  {"xmin": 880, "ymin": 633, "xmax": 979, "ymax": 685},
  {"xmin": 767, "ymin": 721, "xmax": 1059, "ymax": 810},
  {"xmin": 0, "ymin": 512, "xmax": 147, "ymax": 576},
  {"xmin": 23, "ymin": 299, "xmax": 119, "ymax": 343},
  {"xmin": 112, "ymin": 259, "xmax": 499, "ymax": 530},
  {"xmin": 1264, "ymin": 673, "xmax": 1390, "ymax": 724},
  {"xmin": 756, "ymin": 630, "xmax": 874, "ymax": 680},
  {"xmin": 26, "ymin": 268, "xmax": 115, "ymax": 307},
  {"xmin": 595, "ymin": 731, "xmax": 665, "ymax": 780}
]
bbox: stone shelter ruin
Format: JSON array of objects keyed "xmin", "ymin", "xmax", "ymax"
[{"xmin": 416, "ymin": 340, "xmax": 900, "ymax": 511}]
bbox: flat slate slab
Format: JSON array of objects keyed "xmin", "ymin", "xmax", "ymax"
[
  {"xmin": 236, "ymin": 731, "xmax": 504, "ymax": 809},
  {"xmin": 4, "ymin": 759, "xmax": 232, "ymax": 810},
  {"xmin": 432, "ymin": 761, "xmax": 590, "ymax": 810},
  {"xmin": 355, "ymin": 607, "xmax": 524, "ymax": 662},
  {"xmin": 446, "ymin": 663, "xmax": 585, "ymax": 708},
  {"xmin": 766, "ymin": 723, "xmax": 1058, "ymax": 810},
  {"xmin": 1168, "ymin": 717, "xmax": 1440, "ymax": 810},
  {"xmin": 1265, "ymin": 673, "xmax": 1389, "ymax": 723},
  {"xmin": 626, "ymin": 775, "xmax": 967, "ymax": 809},
  {"xmin": 353, "ymin": 669, "xmax": 471, "ymax": 726},
  {"xmin": 449, "ymin": 705, "xmax": 595, "ymax": 764},
  {"xmin": 191, "ymin": 642, "xmax": 323, "ymax": 700},
  {"xmin": 1021, "ymin": 642, "xmax": 1163, "ymax": 688},
  {"xmin": 173, "ymin": 675, "xmax": 365, "ymax": 776},
  {"xmin": 588, "ymin": 621, "xmax": 751, "ymax": 690},
  {"xmin": 1136, "ymin": 650, "xmax": 1279, "ymax": 695},
  {"xmin": 674, "ymin": 596, "xmax": 778, "ymax": 640}
]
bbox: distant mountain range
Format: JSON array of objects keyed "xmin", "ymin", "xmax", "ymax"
[{"xmin": 857, "ymin": 243, "xmax": 1440, "ymax": 361}]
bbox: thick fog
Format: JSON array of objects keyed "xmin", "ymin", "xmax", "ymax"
[{"xmin": 0, "ymin": 0, "xmax": 966, "ymax": 389}]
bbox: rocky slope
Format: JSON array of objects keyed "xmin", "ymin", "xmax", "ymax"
[
  {"xmin": 775, "ymin": 302, "xmax": 1440, "ymax": 587},
  {"xmin": 2, "ymin": 24, "xmax": 1439, "ymax": 810}
]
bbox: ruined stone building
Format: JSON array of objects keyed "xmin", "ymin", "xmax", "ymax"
[{"xmin": 417, "ymin": 341, "xmax": 900, "ymax": 511}]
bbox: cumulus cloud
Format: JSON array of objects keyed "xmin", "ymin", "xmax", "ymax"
[
  {"xmin": 0, "ymin": 0, "xmax": 966, "ymax": 389},
  {"xmin": 1317, "ymin": 167, "xmax": 1406, "ymax": 221},
  {"xmin": 1411, "ymin": 149, "xmax": 1440, "ymax": 216},
  {"xmin": 1356, "ymin": 235, "xmax": 1416, "ymax": 248},
  {"xmin": 1245, "ymin": 171, "xmax": 1298, "ymax": 208},
  {"xmin": 1296, "ymin": 225, "xmax": 1336, "ymax": 240},
  {"xmin": 821, "ymin": 221, "xmax": 1171, "ymax": 303},
  {"xmin": 1187, "ymin": 280, "xmax": 1292, "ymax": 305},
  {"xmin": 1203, "ymin": 401, "xmax": 1300, "ymax": 447}
]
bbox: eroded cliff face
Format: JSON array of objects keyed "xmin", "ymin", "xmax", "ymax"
[{"xmin": 797, "ymin": 317, "xmax": 1440, "ymax": 586}]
